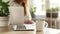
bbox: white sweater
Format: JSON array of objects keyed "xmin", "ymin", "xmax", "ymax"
[
  {"xmin": 10, "ymin": 2, "xmax": 32, "ymax": 20},
  {"xmin": 9, "ymin": 2, "xmax": 32, "ymax": 25}
]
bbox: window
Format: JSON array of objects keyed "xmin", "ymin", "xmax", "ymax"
[
  {"xmin": 33, "ymin": 0, "xmax": 60, "ymax": 17},
  {"xmin": 50, "ymin": 0, "xmax": 60, "ymax": 8},
  {"xmin": 33, "ymin": 0, "xmax": 46, "ymax": 16},
  {"xmin": 50, "ymin": 0, "xmax": 60, "ymax": 17}
]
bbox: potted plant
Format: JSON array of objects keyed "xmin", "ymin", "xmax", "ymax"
[
  {"xmin": 46, "ymin": 7, "xmax": 59, "ymax": 18},
  {"xmin": 30, "ymin": 7, "xmax": 36, "ymax": 18},
  {"xmin": 0, "ymin": 0, "xmax": 9, "ymax": 27}
]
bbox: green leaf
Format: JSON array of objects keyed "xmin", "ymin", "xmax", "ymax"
[
  {"xmin": 0, "ymin": 1, "xmax": 10, "ymax": 16},
  {"xmin": 0, "ymin": 0, "xmax": 2, "ymax": 3}
]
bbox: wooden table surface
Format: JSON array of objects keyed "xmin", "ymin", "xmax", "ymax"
[
  {"xmin": 0, "ymin": 27, "xmax": 60, "ymax": 34},
  {"xmin": 0, "ymin": 31, "xmax": 43, "ymax": 34},
  {"xmin": 0, "ymin": 27, "xmax": 43, "ymax": 34},
  {"xmin": 0, "ymin": 27, "xmax": 36, "ymax": 34}
]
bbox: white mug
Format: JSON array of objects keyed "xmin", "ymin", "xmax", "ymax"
[{"xmin": 36, "ymin": 20, "xmax": 48, "ymax": 31}]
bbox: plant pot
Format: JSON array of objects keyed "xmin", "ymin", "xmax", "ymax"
[
  {"xmin": 0, "ymin": 17, "xmax": 8, "ymax": 27},
  {"xmin": 31, "ymin": 13, "xmax": 35, "ymax": 18},
  {"xmin": 46, "ymin": 13, "xmax": 58, "ymax": 18}
]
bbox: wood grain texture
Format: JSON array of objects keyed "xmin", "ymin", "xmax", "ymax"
[{"xmin": 0, "ymin": 27, "xmax": 35, "ymax": 34}]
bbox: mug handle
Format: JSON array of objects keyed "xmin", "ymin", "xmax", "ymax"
[{"xmin": 45, "ymin": 22, "xmax": 48, "ymax": 28}]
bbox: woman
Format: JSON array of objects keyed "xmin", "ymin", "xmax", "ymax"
[{"xmin": 10, "ymin": 0, "xmax": 32, "ymax": 24}]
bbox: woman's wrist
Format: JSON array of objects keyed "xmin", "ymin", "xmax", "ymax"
[{"xmin": 24, "ymin": 20, "xmax": 33, "ymax": 24}]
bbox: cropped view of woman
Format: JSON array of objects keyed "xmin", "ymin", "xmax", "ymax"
[{"xmin": 9, "ymin": 0, "xmax": 32, "ymax": 24}]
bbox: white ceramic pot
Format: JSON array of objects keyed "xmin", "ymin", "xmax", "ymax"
[{"xmin": 0, "ymin": 17, "xmax": 8, "ymax": 27}]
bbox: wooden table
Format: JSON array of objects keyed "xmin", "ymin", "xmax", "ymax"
[
  {"xmin": 0, "ymin": 27, "xmax": 35, "ymax": 34},
  {"xmin": 0, "ymin": 27, "xmax": 60, "ymax": 34},
  {"xmin": 0, "ymin": 31, "xmax": 43, "ymax": 34},
  {"xmin": 1, "ymin": 31, "xmax": 35, "ymax": 34}
]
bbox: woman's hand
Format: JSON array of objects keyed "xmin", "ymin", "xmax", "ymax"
[{"xmin": 24, "ymin": 20, "xmax": 33, "ymax": 24}]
